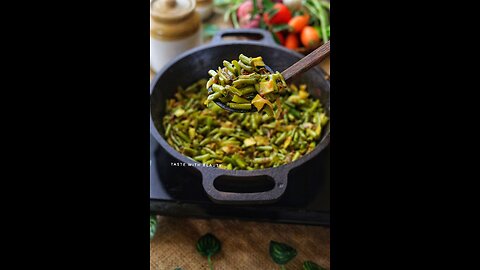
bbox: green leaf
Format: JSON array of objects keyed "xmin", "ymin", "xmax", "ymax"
[
  {"xmin": 150, "ymin": 215, "xmax": 157, "ymax": 240},
  {"xmin": 271, "ymin": 31, "xmax": 281, "ymax": 44},
  {"xmin": 272, "ymin": 24, "xmax": 290, "ymax": 33},
  {"xmin": 196, "ymin": 233, "xmax": 221, "ymax": 258},
  {"xmin": 263, "ymin": 0, "xmax": 275, "ymax": 11},
  {"xmin": 267, "ymin": 8, "xmax": 279, "ymax": 18},
  {"xmin": 269, "ymin": 241, "xmax": 297, "ymax": 265},
  {"xmin": 303, "ymin": 260, "xmax": 326, "ymax": 270},
  {"xmin": 252, "ymin": 0, "xmax": 259, "ymax": 16},
  {"xmin": 203, "ymin": 24, "xmax": 220, "ymax": 39}
]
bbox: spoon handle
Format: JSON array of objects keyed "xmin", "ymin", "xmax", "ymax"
[{"xmin": 281, "ymin": 40, "xmax": 330, "ymax": 82}]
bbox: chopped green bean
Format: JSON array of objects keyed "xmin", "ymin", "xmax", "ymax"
[
  {"xmin": 225, "ymin": 85, "xmax": 242, "ymax": 96},
  {"xmin": 194, "ymin": 154, "xmax": 210, "ymax": 162},
  {"xmin": 207, "ymin": 91, "xmax": 222, "ymax": 101},
  {"xmin": 275, "ymin": 132, "xmax": 287, "ymax": 145},
  {"xmin": 232, "ymin": 154, "xmax": 246, "ymax": 169},
  {"xmin": 223, "ymin": 60, "xmax": 236, "ymax": 74},
  {"xmin": 240, "ymin": 86, "xmax": 256, "ymax": 96},
  {"xmin": 211, "ymin": 84, "xmax": 225, "ymax": 93},
  {"xmin": 174, "ymin": 128, "xmax": 190, "ymax": 143},
  {"xmin": 204, "ymin": 54, "xmax": 289, "ymax": 113},
  {"xmin": 239, "ymin": 54, "xmax": 252, "ymax": 65},
  {"xmin": 208, "ymin": 70, "xmax": 217, "ymax": 77},
  {"xmin": 232, "ymin": 95, "xmax": 249, "ymax": 103},
  {"xmin": 232, "ymin": 60, "xmax": 241, "ymax": 75},
  {"xmin": 292, "ymin": 151, "xmax": 301, "ymax": 161},
  {"xmin": 257, "ymin": 146, "xmax": 273, "ymax": 151},
  {"xmin": 162, "ymin": 79, "xmax": 329, "ymax": 170},
  {"xmin": 228, "ymin": 103, "xmax": 252, "ymax": 110},
  {"xmin": 253, "ymin": 157, "xmax": 272, "ymax": 164},
  {"xmin": 233, "ymin": 78, "xmax": 257, "ymax": 87},
  {"xmin": 238, "ymin": 61, "xmax": 254, "ymax": 72},
  {"xmin": 183, "ymin": 147, "xmax": 198, "ymax": 156},
  {"xmin": 165, "ymin": 123, "xmax": 172, "ymax": 137}
]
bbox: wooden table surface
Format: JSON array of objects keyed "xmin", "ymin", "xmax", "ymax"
[{"xmin": 150, "ymin": 11, "xmax": 330, "ymax": 270}]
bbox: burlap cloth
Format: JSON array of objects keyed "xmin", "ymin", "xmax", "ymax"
[{"xmin": 150, "ymin": 216, "xmax": 330, "ymax": 270}]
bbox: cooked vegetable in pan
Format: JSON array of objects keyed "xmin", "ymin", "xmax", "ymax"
[
  {"xmin": 205, "ymin": 54, "xmax": 288, "ymax": 116},
  {"xmin": 163, "ymin": 79, "xmax": 329, "ymax": 170}
]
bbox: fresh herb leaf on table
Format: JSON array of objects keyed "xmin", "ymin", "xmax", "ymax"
[
  {"xmin": 269, "ymin": 241, "xmax": 298, "ymax": 270},
  {"xmin": 303, "ymin": 260, "xmax": 326, "ymax": 270},
  {"xmin": 196, "ymin": 233, "xmax": 221, "ymax": 270},
  {"xmin": 150, "ymin": 215, "xmax": 157, "ymax": 241}
]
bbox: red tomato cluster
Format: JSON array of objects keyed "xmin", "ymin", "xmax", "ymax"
[{"xmin": 264, "ymin": 3, "xmax": 322, "ymax": 50}]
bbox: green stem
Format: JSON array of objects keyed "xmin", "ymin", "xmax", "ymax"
[
  {"xmin": 208, "ymin": 255, "xmax": 214, "ymax": 270},
  {"xmin": 280, "ymin": 265, "xmax": 287, "ymax": 270},
  {"xmin": 320, "ymin": 0, "xmax": 330, "ymax": 10},
  {"xmin": 231, "ymin": 11, "xmax": 240, "ymax": 28},
  {"xmin": 315, "ymin": 1, "xmax": 329, "ymax": 42},
  {"xmin": 304, "ymin": 2, "xmax": 321, "ymax": 22}
]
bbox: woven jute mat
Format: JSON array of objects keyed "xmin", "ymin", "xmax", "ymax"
[{"xmin": 150, "ymin": 216, "xmax": 330, "ymax": 270}]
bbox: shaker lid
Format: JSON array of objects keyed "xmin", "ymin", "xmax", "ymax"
[{"xmin": 151, "ymin": 0, "xmax": 195, "ymax": 22}]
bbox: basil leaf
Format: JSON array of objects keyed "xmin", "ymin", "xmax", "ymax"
[
  {"xmin": 196, "ymin": 233, "xmax": 221, "ymax": 257},
  {"xmin": 269, "ymin": 241, "xmax": 297, "ymax": 265},
  {"xmin": 150, "ymin": 215, "xmax": 157, "ymax": 240},
  {"xmin": 303, "ymin": 261, "xmax": 326, "ymax": 270}
]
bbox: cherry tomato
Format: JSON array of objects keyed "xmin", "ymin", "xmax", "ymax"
[
  {"xmin": 263, "ymin": 3, "xmax": 292, "ymax": 25},
  {"xmin": 288, "ymin": 15, "xmax": 310, "ymax": 33},
  {"xmin": 300, "ymin": 26, "xmax": 321, "ymax": 48},
  {"xmin": 285, "ymin": 33, "xmax": 299, "ymax": 49}
]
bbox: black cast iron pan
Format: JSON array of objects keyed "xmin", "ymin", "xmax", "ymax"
[{"xmin": 150, "ymin": 29, "xmax": 330, "ymax": 204}]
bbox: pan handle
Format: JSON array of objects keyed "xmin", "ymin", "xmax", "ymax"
[
  {"xmin": 210, "ymin": 28, "xmax": 277, "ymax": 46},
  {"xmin": 200, "ymin": 168, "xmax": 288, "ymax": 204}
]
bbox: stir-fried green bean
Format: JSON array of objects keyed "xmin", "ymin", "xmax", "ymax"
[
  {"xmin": 205, "ymin": 55, "xmax": 288, "ymax": 113},
  {"xmin": 162, "ymin": 79, "xmax": 329, "ymax": 170}
]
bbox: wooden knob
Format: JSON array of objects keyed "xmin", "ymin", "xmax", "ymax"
[{"xmin": 165, "ymin": 0, "xmax": 176, "ymax": 8}]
